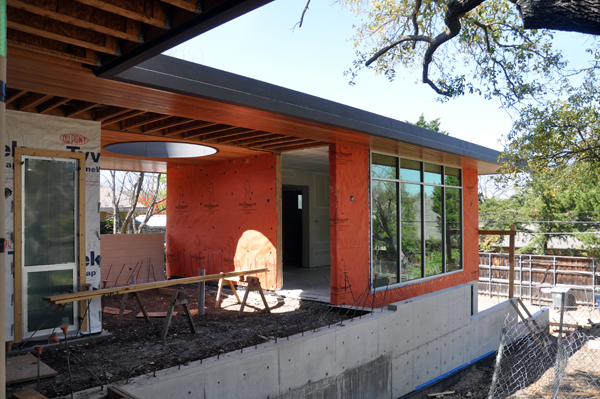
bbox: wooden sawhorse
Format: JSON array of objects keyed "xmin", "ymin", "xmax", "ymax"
[{"xmin": 216, "ymin": 276, "xmax": 271, "ymax": 315}]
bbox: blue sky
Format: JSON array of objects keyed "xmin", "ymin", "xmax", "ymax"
[{"xmin": 166, "ymin": 0, "xmax": 594, "ymax": 152}]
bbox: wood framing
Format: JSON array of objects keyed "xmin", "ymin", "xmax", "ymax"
[{"xmin": 13, "ymin": 147, "xmax": 87, "ymax": 343}]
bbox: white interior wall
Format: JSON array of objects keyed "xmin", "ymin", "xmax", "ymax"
[
  {"xmin": 4, "ymin": 110, "xmax": 102, "ymax": 340},
  {"xmin": 282, "ymin": 168, "xmax": 330, "ymax": 268}
]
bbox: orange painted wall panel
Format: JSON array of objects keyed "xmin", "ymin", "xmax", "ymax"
[
  {"xmin": 166, "ymin": 154, "xmax": 278, "ymax": 290},
  {"xmin": 329, "ymin": 144, "xmax": 479, "ymax": 306}
]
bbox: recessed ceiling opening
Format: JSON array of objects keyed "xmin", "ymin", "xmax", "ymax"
[{"xmin": 104, "ymin": 141, "xmax": 218, "ymax": 158}]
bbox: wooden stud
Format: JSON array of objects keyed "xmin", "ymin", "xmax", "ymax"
[
  {"xmin": 94, "ymin": 107, "xmax": 130, "ymax": 122},
  {"xmin": 162, "ymin": 121, "xmax": 216, "ymax": 136},
  {"xmin": 508, "ymin": 224, "xmax": 516, "ymax": 299},
  {"xmin": 184, "ymin": 124, "xmax": 237, "ymax": 139},
  {"xmin": 7, "ymin": 0, "xmax": 141, "ymax": 42},
  {"xmin": 143, "ymin": 116, "xmax": 192, "ymax": 133},
  {"xmin": 121, "ymin": 113, "xmax": 170, "ymax": 130},
  {"xmin": 19, "ymin": 93, "xmax": 53, "ymax": 111},
  {"xmin": 161, "ymin": 0, "xmax": 200, "ymax": 13},
  {"xmin": 39, "ymin": 97, "xmax": 71, "ymax": 114},
  {"xmin": 102, "ymin": 109, "xmax": 146, "ymax": 126},
  {"xmin": 276, "ymin": 154, "xmax": 283, "ymax": 290},
  {"xmin": 66, "ymin": 101, "xmax": 101, "ymax": 118},
  {"xmin": 74, "ymin": 0, "xmax": 169, "ymax": 29},
  {"xmin": 6, "ymin": 89, "xmax": 27, "ymax": 105}
]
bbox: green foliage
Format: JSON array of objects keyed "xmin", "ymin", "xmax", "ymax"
[
  {"xmin": 100, "ymin": 218, "xmax": 114, "ymax": 235},
  {"xmin": 408, "ymin": 114, "xmax": 449, "ymax": 135},
  {"xmin": 343, "ymin": 0, "xmax": 568, "ymax": 107}
]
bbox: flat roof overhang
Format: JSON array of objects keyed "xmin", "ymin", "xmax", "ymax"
[
  {"xmin": 113, "ymin": 55, "xmax": 501, "ymax": 174},
  {"xmin": 7, "ymin": 51, "xmax": 501, "ymax": 174}
]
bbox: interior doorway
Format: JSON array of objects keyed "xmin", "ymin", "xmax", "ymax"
[{"xmin": 282, "ymin": 186, "xmax": 308, "ymax": 268}]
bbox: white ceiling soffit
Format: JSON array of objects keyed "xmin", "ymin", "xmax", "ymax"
[{"xmin": 281, "ymin": 146, "xmax": 330, "ymax": 173}]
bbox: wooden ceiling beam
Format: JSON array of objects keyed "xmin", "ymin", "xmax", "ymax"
[
  {"xmin": 74, "ymin": 0, "xmax": 170, "ymax": 29},
  {"xmin": 67, "ymin": 101, "xmax": 101, "ymax": 118},
  {"xmin": 8, "ymin": 31, "xmax": 101, "ymax": 66},
  {"xmin": 6, "ymin": 89, "xmax": 27, "ymax": 105},
  {"xmin": 162, "ymin": 0, "xmax": 201, "ymax": 13},
  {"xmin": 263, "ymin": 140, "xmax": 321, "ymax": 151},
  {"xmin": 276, "ymin": 142, "xmax": 329, "ymax": 152},
  {"xmin": 163, "ymin": 121, "xmax": 217, "ymax": 137},
  {"xmin": 103, "ymin": 110, "xmax": 147, "ymax": 126},
  {"xmin": 218, "ymin": 131, "xmax": 271, "ymax": 144},
  {"xmin": 249, "ymin": 136, "xmax": 306, "ymax": 148},
  {"xmin": 185, "ymin": 125, "xmax": 237, "ymax": 139},
  {"xmin": 144, "ymin": 116, "xmax": 193, "ymax": 133},
  {"xmin": 7, "ymin": 15, "xmax": 120, "ymax": 56},
  {"xmin": 19, "ymin": 93, "xmax": 53, "ymax": 111},
  {"xmin": 204, "ymin": 128, "xmax": 257, "ymax": 141},
  {"xmin": 39, "ymin": 97, "xmax": 71, "ymax": 114},
  {"xmin": 122, "ymin": 113, "xmax": 171, "ymax": 130},
  {"xmin": 234, "ymin": 133, "xmax": 281, "ymax": 146},
  {"xmin": 95, "ymin": 107, "xmax": 131, "ymax": 122},
  {"xmin": 7, "ymin": 0, "xmax": 142, "ymax": 43}
]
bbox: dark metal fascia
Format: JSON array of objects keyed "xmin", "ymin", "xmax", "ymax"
[{"xmin": 114, "ymin": 55, "xmax": 501, "ymax": 165}]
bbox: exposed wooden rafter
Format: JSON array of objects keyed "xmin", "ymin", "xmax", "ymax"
[{"xmin": 19, "ymin": 93, "xmax": 53, "ymax": 111}]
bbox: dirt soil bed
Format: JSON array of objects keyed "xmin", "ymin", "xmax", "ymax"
[{"xmin": 8, "ymin": 283, "xmax": 347, "ymax": 398}]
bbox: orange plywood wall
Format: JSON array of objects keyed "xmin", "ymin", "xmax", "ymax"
[
  {"xmin": 166, "ymin": 154, "xmax": 278, "ymax": 290},
  {"xmin": 329, "ymin": 144, "xmax": 480, "ymax": 306}
]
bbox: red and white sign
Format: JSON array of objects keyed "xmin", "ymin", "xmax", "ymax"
[{"xmin": 60, "ymin": 133, "xmax": 89, "ymax": 145}]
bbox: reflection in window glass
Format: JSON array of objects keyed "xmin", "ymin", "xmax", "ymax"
[
  {"xmin": 400, "ymin": 159, "xmax": 421, "ymax": 182},
  {"xmin": 372, "ymin": 180, "xmax": 399, "ymax": 285},
  {"xmin": 424, "ymin": 185, "xmax": 443, "ymax": 277},
  {"xmin": 445, "ymin": 167, "xmax": 461, "ymax": 186},
  {"xmin": 372, "ymin": 153, "xmax": 397, "ymax": 179},
  {"xmin": 401, "ymin": 184, "xmax": 422, "ymax": 282},
  {"xmin": 424, "ymin": 163, "xmax": 442, "ymax": 185},
  {"xmin": 446, "ymin": 188, "xmax": 462, "ymax": 272},
  {"xmin": 27, "ymin": 270, "xmax": 74, "ymax": 331},
  {"xmin": 24, "ymin": 159, "xmax": 76, "ymax": 266}
]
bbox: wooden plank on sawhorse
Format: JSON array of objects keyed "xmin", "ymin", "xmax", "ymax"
[
  {"xmin": 161, "ymin": 289, "xmax": 197, "ymax": 340},
  {"xmin": 117, "ymin": 292, "xmax": 150, "ymax": 328}
]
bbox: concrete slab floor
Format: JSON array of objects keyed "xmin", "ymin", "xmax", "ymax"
[{"xmin": 278, "ymin": 265, "xmax": 331, "ymax": 302}]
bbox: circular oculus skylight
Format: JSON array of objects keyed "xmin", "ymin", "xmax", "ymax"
[{"xmin": 104, "ymin": 141, "xmax": 218, "ymax": 158}]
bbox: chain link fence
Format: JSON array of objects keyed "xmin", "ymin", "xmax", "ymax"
[{"xmin": 488, "ymin": 297, "xmax": 600, "ymax": 399}]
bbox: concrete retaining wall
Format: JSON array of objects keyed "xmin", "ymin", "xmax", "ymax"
[{"xmin": 74, "ymin": 282, "xmax": 549, "ymax": 399}]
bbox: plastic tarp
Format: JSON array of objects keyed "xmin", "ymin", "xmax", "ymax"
[
  {"xmin": 4, "ymin": 110, "xmax": 101, "ymax": 340},
  {"xmin": 167, "ymin": 154, "xmax": 278, "ymax": 290}
]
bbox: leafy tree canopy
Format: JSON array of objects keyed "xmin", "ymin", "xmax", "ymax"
[{"xmin": 408, "ymin": 114, "xmax": 449, "ymax": 135}]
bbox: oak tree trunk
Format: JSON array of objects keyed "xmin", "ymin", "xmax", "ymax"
[{"xmin": 516, "ymin": 0, "xmax": 600, "ymax": 35}]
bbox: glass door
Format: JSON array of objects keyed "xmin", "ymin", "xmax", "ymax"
[{"xmin": 21, "ymin": 156, "xmax": 79, "ymax": 337}]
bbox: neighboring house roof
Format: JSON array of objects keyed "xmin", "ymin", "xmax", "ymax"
[
  {"xmin": 100, "ymin": 186, "xmax": 148, "ymax": 213},
  {"xmin": 135, "ymin": 215, "xmax": 167, "ymax": 228}
]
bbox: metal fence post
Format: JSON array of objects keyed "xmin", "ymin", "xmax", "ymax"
[
  {"xmin": 529, "ymin": 255, "xmax": 533, "ymax": 304},
  {"xmin": 553, "ymin": 256, "xmax": 557, "ymax": 286},
  {"xmin": 519, "ymin": 254, "xmax": 523, "ymax": 300},
  {"xmin": 489, "ymin": 253, "xmax": 492, "ymax": 298}
]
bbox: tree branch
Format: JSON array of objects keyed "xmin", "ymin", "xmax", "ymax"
[{"xmin": 294, "ymin": 0, "xmax": 311, "ymax": 30}]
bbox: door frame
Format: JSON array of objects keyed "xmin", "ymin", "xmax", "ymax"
[{"xmin": 14, "ymin": 147, "xmax": 86, "ymax": 342}]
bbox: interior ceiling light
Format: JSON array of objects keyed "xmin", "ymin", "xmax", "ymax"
[{"xmin": 104, "ymin": 141, "xmax": 218, "ymax": 158}]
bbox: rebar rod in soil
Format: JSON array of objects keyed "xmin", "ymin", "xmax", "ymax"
[
  {"xmin": 60, "ymin": 325, "xmax": 74, "ymax": 398},
  {"xmin": 277, "ymin": 320, "xmax": 289, "ymax": 340},
  {"xmin": 295, "ymin": 319, "xmax": 304, "ymax": 336},
  {"xmin": 147, "ymin": 257, "xmax": 151, "ymax": 283},
  {"xmin": 381, "ymin": 279, "xmax": 390, "ymax": 312},
  {"xmin": 19, "ymin": 304, "xmax": 61, "ymax": 349},
  {"xmin": 56, "ymin": 339, "xmax": 104, "ymax": 390},
  {"xmin": 76, "ymin": 299, "xmax": 92, "ymax": 338},
  {"xmin": 114, "ymin": 264, "xmax": 127, "ymax": 287},
  {"xmin": 124, "ymin": 261, "xmax": 141, "ymax": 286}
]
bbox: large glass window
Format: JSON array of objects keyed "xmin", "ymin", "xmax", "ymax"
[{"xmin": 371, "ymin": 154, "xmax": 462, "ymax": 288}]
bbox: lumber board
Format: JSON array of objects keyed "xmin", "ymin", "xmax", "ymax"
[
  {"xmin": 10, "ymin": 388, "xmax": 49, "ymax": 399},
  {"xmin": 44, "ymin": 268, "xmax": 269, "ymax": 304},
  {"xmin": 478, "ymin": 229, "xmax": 516, "ymax": 236},
  {"xmin": 7, "ymin": 354, "xmax": 58, "ymax": 384}
]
